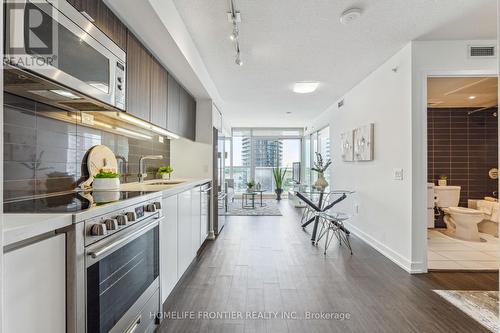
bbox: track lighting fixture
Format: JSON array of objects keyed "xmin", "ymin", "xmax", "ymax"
[
  {"xmin": 235, "ymin": 53, "xmax": 243, "ymax": 66},
  {"xmin": 227, "ymin": 0, "xmax": 243, "ymax": 66},
  {"xmin": 229, "ymin": 23, "xmax": 239, "ymax": 41}
]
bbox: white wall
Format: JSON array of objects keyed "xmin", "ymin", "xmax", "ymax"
[
  {"xmin": 170, "ymin": 138, "xmax": 212, "ymax": 179},
  {"xmin": 411, "ymin": 40, "xmax": 497, "ymax": 272},
  {"xmin": 326, "ymin": 44, "xmax": 415, "ymax": 271}
]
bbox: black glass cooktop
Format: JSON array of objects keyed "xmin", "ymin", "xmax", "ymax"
[{"xmin": 3, "ymin": 191, "xmax": 147, "ymax": 214}]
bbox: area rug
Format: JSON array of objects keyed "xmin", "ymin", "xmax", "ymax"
[
  {"xmin": 433, "ymin": 290, "xmax": 499, "ymax": 332},
  {"xmin": 220, "ymin": 199, "xmax": 282, "ymax": 216}
]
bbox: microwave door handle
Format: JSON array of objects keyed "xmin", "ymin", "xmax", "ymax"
[{"xmin": 88, "ymin": 216, "xmax": 164, "ymax": 259}]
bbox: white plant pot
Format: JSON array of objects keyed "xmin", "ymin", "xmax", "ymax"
[
  {"xmin": 93, "ymin": 191, "xmax": 120, "ymax": 203},
  {"xmin": 92, "ymin": 178, "xmax": 120, "ymax": 190},
  {"xmin": 438, "ymin": 179, "xmax": 447, "ymax": 186},
  {"xmin": 161, "ymin": 173, "xmax": 171, "ymax": 180}
]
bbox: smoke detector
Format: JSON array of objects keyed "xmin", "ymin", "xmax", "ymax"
[{"xmin": 340, "ymin": 8, "xmax": 362, "ymax": 25}]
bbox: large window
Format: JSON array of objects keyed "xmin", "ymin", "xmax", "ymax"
[
  {"xmin": 305, "ymin": 126, "xmax": 331, "ymax": 187},
  {"xmin": 232, "ymin": 129, "xmax": 251, "ymax": 192},
  {"xmin": 229, "ymin": 128, "xmax": 303, "ymax": 193}
]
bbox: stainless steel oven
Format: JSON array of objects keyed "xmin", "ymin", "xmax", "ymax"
[
  {"xmin": 4, "ymin": 0, "xmax": 126, "ymax": 111},
  {"xmin": 66, "ymin": 193, "xmax": 163, "ymax": 333},
  {"xmin": 86, "ymin": 215, "xmax": 161, "ymax": 333}
]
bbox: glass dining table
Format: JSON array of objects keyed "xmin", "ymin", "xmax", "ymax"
[{"xmin": 296, "ymin": 189, "xmax": 355, "ymax": 244}]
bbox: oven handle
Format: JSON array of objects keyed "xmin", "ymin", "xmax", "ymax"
[
  {"xmin": 124, "ymin": 315, "xmax": 141, "ymax": 333},
  {"xmin": 88, "ymin": 215, "xmax": 164, "ymax": 259}
]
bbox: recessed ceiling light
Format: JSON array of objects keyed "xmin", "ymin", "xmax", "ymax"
[
  {"xmin": 468, "ymin": 95, "xmax": 477, "ymax": 100},
  {"xmin": 340, "ymin": 8, "xmax": 362, "ymax": 25},
  {"xmin": 293, "ymin": 82, "xmax": 319, "ymax": 94},
  {"xmin": 286, "ymin": 111, "xmax": 292, "ymax": 114}
]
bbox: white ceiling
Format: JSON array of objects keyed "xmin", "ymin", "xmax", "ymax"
[{"xmin": 172, "ymin": 0, "xmax": 497, "ymax": 127}]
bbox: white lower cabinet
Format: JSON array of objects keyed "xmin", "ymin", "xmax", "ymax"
[
  {"xmin": 177, "ymin": 189, "xmax": 193, "ymax": 278},
  {"xmin": 160, "ymin": 195, "xmax": 179, "ymax": 304},
  {"xmin": 5, "ymin": 234, "xmax": 66, "ymax": 333},
  {"xmin": 191, "ymin": 187, "xmax": 201, "ymax": 257},
  {"xmin": 200, "ymin": 188, "xmax": 209, "ymax": 246},
  {"xmin": 160, "ymin": 184, "xmax": 208, "ymax": 303}
]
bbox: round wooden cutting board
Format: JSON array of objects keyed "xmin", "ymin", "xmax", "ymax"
[
  {"xmin": 86, "ymin": 145, "xmax": 118, "ymax": 177},
  {"xmin": 80, "ymin": 145, "xmax": 118, "ymax": 189}
]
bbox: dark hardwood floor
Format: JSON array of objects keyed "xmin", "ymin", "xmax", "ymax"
[{"xmin": 159, "ymin": 200, "xmax": 498, "ymax": 333}]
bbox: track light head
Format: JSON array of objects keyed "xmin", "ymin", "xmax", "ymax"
[
  {"xmin": 235, "ymin": 54, "xmax": 243, "ymax": 66},
  {"xmin": 230, "ymin": 27, "xmax": 239, "ymax": 41}
]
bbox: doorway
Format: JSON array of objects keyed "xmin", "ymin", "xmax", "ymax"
[{"xmin": 426, "ymin": 76, "xmax": 499, "ymax": 271}]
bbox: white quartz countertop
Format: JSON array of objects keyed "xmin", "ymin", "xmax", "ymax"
[
  {"xmin": 3, "ymin": 178, "xmax": 212, "ymax": 247},
  {"xmin": 120, "ymin": 178, "xmax": 212, "ymax": 196},
  {"xmin": 3, "ymin": 213, "xmax": 73, "ymax": 247}
]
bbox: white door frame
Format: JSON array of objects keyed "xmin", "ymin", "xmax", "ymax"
[{"xmin": 416, "ymin": 69, "xmax": 498, "ymax": 273}]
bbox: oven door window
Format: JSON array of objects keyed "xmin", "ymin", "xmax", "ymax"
[{"xmin": 86, "ymin": 226, "xmax": 159, "ymax": 333}]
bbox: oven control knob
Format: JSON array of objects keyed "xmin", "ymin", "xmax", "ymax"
[
  {"xmin": 125, "ymin": 212, "xmax": 137, "ymax": 221},
  {"xmin": 116, "ymin": 214, "xmax": 128, "ymax": 226},
  {"xmin": 154, "ymin": 202, "xmax": 161, "ymax": 209},
  {"xmin": 145, "ymin": 204, "xmax": 156, "ymax": 212},
  {"xmin": 104, "ymin": 218, "xmax": 119, "ymax": 230},
  {"xmin": 90, "ymin": 223, "xmax": 107, "ymax": 236}
]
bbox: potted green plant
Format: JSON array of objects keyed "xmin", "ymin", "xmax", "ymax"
[
  {"xmin": 438, "ymin": 175, "xmax": 447, "ymax": 186},
  {"xmin": 158, "ymin": 165, "xmax": 174, "ymax": 180},
  {"xmin": 273, "ymin": 167, "xmax": 287, "ymax": 200},
  {"xmin": 246, "ymin": 180, "xmax": 255, "ymax": 192},
  {"xmin": 93, "ymin": 170, "xmax": 120, "ymax": 190}
]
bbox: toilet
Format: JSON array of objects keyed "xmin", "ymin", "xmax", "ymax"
[{"xmin": 434, "ymin": 186, "xmax": 485, "ymax": 242}]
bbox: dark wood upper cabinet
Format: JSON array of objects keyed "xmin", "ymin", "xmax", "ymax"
[
  {"xmin": 187, "ymin": 95, "xmax": 197, "ymax": 140},
  {"xmin": 68, "ymin": 0, "xmax": 197, "ymax": 140},
  {"xmin": 179, "ymin": 87, "xmax": 196, "ymax": 141},
  {"xmin": 167, "ymin": 75, "xmax": 180, "ymax": 135},
  {"xmin": 179, "ymin": 87, "xmax": 188, "ymax": 135},
  {"xmin": 66, "ymin": 0, "xmax": 127, "ymax": 50},
  {"xmin": 150, "ymin": 58, "xmax": 168, "ymax": 129},
  {"xmin": 126, "ymin": 32, "xmax": 152, "ymax": 122}
]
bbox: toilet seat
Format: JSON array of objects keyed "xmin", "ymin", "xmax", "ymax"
[{"xmin": 448, "ymin": 207, "xmax": 483, "ymax": 215}]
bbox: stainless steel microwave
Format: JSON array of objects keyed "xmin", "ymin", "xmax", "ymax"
[{"xmin": 4, "ymin": 0, "xmax": 126, "ymax": 111}]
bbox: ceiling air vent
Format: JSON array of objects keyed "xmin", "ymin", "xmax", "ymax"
[{"xmin": 468, "ymin": 45, "xmax": 496, "ymax": 58}]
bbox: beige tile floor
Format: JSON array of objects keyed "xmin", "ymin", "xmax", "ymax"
[{"xmin": 428, "ymin": 229, "xmax": 499, "ymax": 271}]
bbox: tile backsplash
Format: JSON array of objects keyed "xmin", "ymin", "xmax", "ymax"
[
  {"xmin": 4, "ymin": 93, "xmax": 170, "ymax": 201},
  {"xmin": 427, "ymin": 107, "xmax": 498, "ymax": 206}
]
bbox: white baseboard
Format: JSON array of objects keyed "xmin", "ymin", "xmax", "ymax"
[{"xmin": 346, "ymin": 222, "xmax": 425, "ymax": 274}]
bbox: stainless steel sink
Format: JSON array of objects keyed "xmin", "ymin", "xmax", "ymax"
[{"xmin": 146, "ymin": 180, "xmax": 185, "ymax": 185}]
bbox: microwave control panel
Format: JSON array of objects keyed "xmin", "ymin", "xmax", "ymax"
[{"xmin": 115, "ymin": 61, "xmax": 126, "ymax": 109}]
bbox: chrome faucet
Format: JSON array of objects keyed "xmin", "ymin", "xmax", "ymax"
[
  {"xmin": 115, "ymin": 155, "xmax": 128, "ymax": 182},
  {"xmin": 138, "ymin": 155, "xmax": 163, "ymax": 183}
]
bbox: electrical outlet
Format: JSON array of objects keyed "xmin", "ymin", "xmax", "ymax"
[
  {"xmin": 158, "ymin": 136, "xmax": 164, "ymax": 143},
  {"xmin": 394, "ymin": 168, "xmax": 404, "ymax": 181},
  {"xmin": 354, "ymin": 203, "xmax": 359, "ymax": 214}
]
